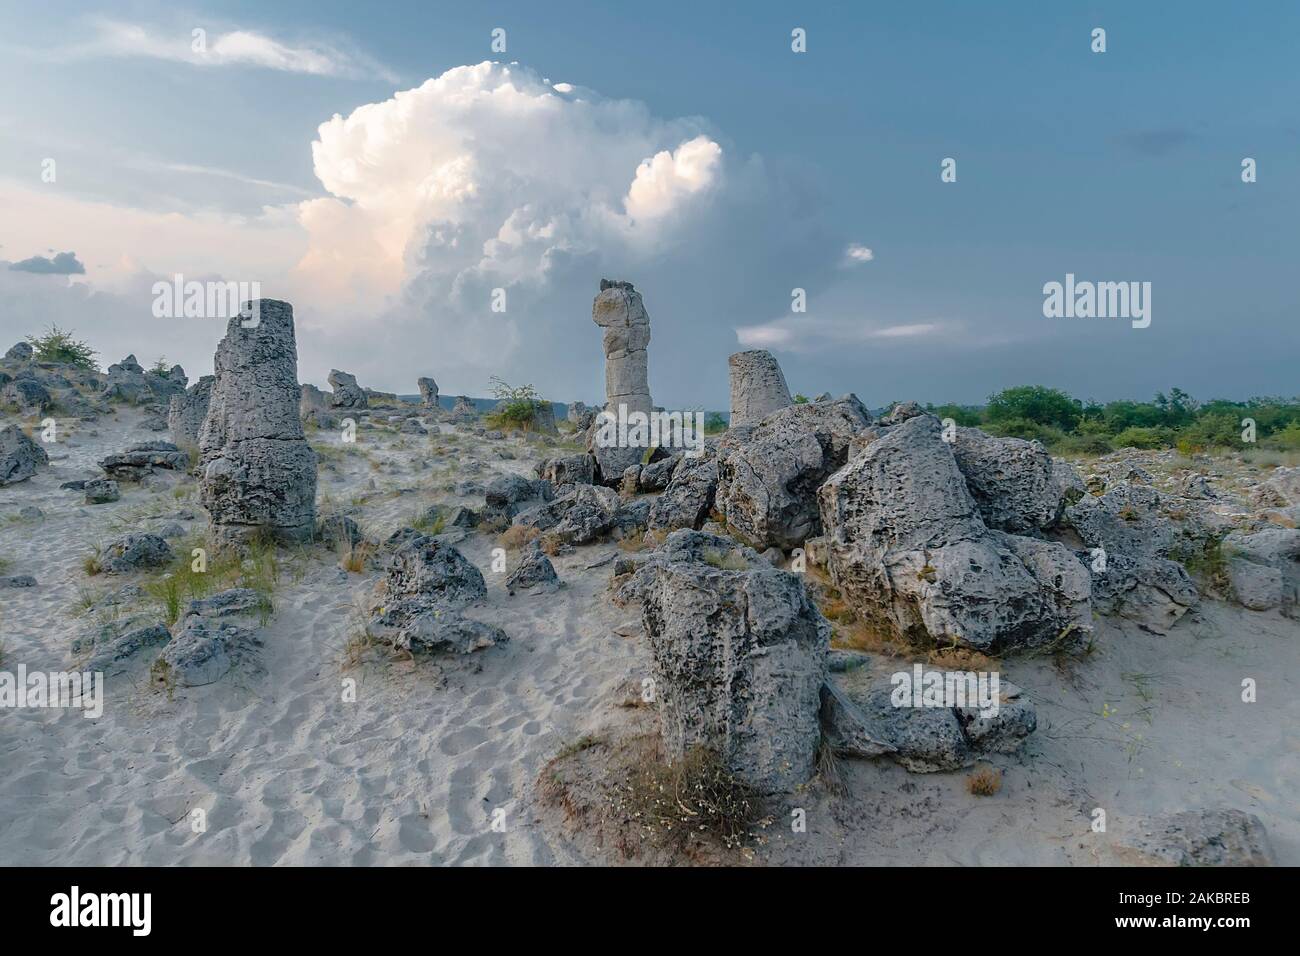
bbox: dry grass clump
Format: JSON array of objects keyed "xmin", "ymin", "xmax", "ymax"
[
  {"xmin": 337, "ymin": 538, "xmax": 375, "ymax": 574},
  {"xmin": 538, "ymin": 532, "xmax": 565, "ymax": 556},
  {"xmin": 700, "ymin": 547, "xmax": 749, "ymax": 571},
  {"xmin": 498, "ymin": 524, "xmax": 540, "ymax": 550},
  {"xmin": 967, "ymin": 765, "xmax": 1002, "ymax": 796},
  {"xmin": 613, "ymin": 744, "xmax": 760, "ymax": 853},
  {"xmin": 926, "ymin": 645, "xmax": 996, "ymax": 671}
]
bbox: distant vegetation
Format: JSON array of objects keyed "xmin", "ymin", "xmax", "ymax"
[
  {"xmin": 485, "ymin": 376, "xmax": 546, "ymax": 432},
  {"xmin": 26, "ymin": 325, "xmax": 99, "ymax": 370},
  {"xmin": 922, "ymin": 385, "xmax": 1300, "ymax": 456}
]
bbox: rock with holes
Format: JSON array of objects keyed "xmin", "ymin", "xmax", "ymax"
[
  {"xmin": 817, "ymin": 413, "xmax": 1092, "ymax": 652},
  {"xmin": 327, "ymin": 369, "xmax": 368, "ymax": 409},
  {"xmin": 3, "ymin": 378, "xmax": 51, "ymax": 414},
  {"xmin": 635, "ymin": 530, "xmax": 829, "ymax": 793},
  {"xmin": 417, "ymin": 376, "xmax": 439, "ymax": 409},
  {"xmin": 727, "ymin": 349, "xmax": 793, "ymax": 428},
  {"xmin": 100, "ymin": 440, "xmax": 189, "ymax": 481},
  {"xmin": 506, "ymin": 544, "xmax": 559, "ymax": 594},
  {"xmin": 101, "ymin": 533, "xmax": 173, "ymax": 574},
  {"xmin": 1224, "ymin": 527, "xmax": 1300, "ymax": 616},
  {"xmin": 952, "ymin": 427, "xmax": 1064, "ymax": 534},
  {"xmin": 1115, "ymin": 808, "xmax": 1275, "ymax": 867},
  {"xmin": 199, "ymin": 300, "xmax": 317, "ymax": 544},
  {"xmin": 648, "ymin": 454, "xmax": 719, "ymax": 533},
  {"xmin": 168, "ymin": 375, "xmax": 214, "ymax": 447},
  {"xmin": 715, "ymin": 395, "xmax": 871, "ymax": 550},
  {"xmin": 83, "ymin": 478, "xmax": 120, "ymax": 504},
  {"xmin": 588, "ymin": 279, "xmax": 653, "ymax": 480},
  {"xmin": 1060, "ymin": 483, "xmax": 1200, "ymax": 634},
  {"xmin": 0, "ymin": 424, "xmax": 49, "ymax": 485}
]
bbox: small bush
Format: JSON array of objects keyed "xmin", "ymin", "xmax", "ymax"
[
  {"xmin": 1111, "ymin": 426, "xmax": 1175, "ymax": 450},
  {"xmin": 967, "ymin": 766, "xmax": 1002, "ymax": 796},
  {"xmin": 485, "ymin": 377, "xmax": 546, "ymax": 432},
  {"xmin": 704, "ymin": 412, "xmax": 728, "ymax": 435},
  {"xmin": 618, "ymin": 746, "xmax": 760, "ymax": 852},
  {"xmin": 498, "ymin": 524, "xmax": 540, "ymax": 550},
  {"xmin": 26, "ymin": 325, "xmax": 99, "ymax": 370}
]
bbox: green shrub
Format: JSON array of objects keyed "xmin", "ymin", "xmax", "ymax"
[
  {"xmin": 26, "ymin": 325, "xmax": 99, "ymax": 370},
  {"xmin": 986, "ymin": 385, "xmax": 1082, "ymax": 431},
  {"xmin": 1111, "ymin": 426, "xmax": 1175, "ymax": 450},
  {"xmin": 485, "ymin": 377, "xmax": 544, "ymax": 432}
]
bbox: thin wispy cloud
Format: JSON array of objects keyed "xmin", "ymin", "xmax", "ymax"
[
  {"xmin": 53, "ymin": 18, "xmax": 397, "ymax": 83},
  {"xmin": 735, "ymin": 316, "xmax": 954, "ymax": 353}
]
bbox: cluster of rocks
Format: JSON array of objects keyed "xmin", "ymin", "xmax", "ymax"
[{"xmin": 366, "ymin": 533, "xmax": 507, "ymax": 654}]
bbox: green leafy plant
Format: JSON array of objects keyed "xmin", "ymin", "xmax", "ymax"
[{"xmin": 26, "ymin": 325, "xmax": 99, "ymax": 370}]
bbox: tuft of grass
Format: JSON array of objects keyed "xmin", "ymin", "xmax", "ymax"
[
  {"xmin": 82, "ymin": 549, "xmax": 103, "ymax": 577},
  {"xmin": 149, "ymin": 657, "xmax": 177, "ymax": 701},
  {"xmin": 616, "ymin": 745, "xmax": 761, "ymax": 852},
  {"xmin": 554, "ymin": 735, "xmax": 602, "ymax": 760},
  {"xmin": 412, "ymin": 506, "xmax": 447, "ymax": 535},
  {"xmin": 498, "ymin": 524, "xmax": 540, "ymax": 551},
  {"xmin": 337, "ymin": 538, "xmax": 375, "ymax": 574},
  {"xmin": 701, "ymin": 547, "xmax": 748, "ymax": 571},
  {"xmin": 967, "ymin": 766, "xmax": 1002, "ymax": 796}
]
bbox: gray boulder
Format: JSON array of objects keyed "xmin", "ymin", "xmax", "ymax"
[
  {"xmin": 3, "ymin": 378, "xmax": 51, "ymax": 414},
  {"xmin": 715, "ymin": 395, "xmax": 871, "ymax": 550},
  {"xmin": 327, "ymin": 369, "xmax": 368, "ymax": 409},
  {"xmin": 539, "ymin": 453, "xmax": 596, "ymax": 490},
  {"xmin": 818, "ymin": 414, "xmax": 1092, "ymax": 652},
  {"xmin": 1060, "ymin": 483, "xmax": 1200, "ymax": 634},
  {"xmin": 84, "ymin": 478, "xmax": 120, "ymax": 504},
  {"xmin": 728, "ymin": 349, "xmax": 793, "ymax": 428},
  {"xmin": 506, "ymin": 544, "xmax": 559, "ymax": 594},
  {"xmin": 634, "ymin": 530, "xmax": 828, "ymax": 793},
  {"xmin": 102, "ymin": 354, "xmax": 151, "ymax": 402},
  {"xmin": 0, "ymin": 424, "xmax": 49, "ymax": 485},
  {"xmin": 513, "ymin": 484, "xmax": 621, "ymax": 545},
  {"xmin": 647, "ymin": 454, "xmax": 719, "ymax": 532},
  {"xmin": 100, "ymin": 440, "xmax": 189, "ymax": 481},
  {"xmin": 4, "ymin": 341, "xmax": 33, "ymax": 363},
  {"xmin": 199, "ymin": 300, "xmax": 317, "ymax": 544},
  {"xmin": 952, "ymin": 427, "xmax": 1063, "ymax": 534},
  {"xmin": 101, "ymin": 533, "xmax": 173, "ymax": 574},
  {"xmin": 168, "ymin": 375, "xmax": 214, "ymax": 447},
  {"xmin": 1224, "ymin": 527, "xmax": 1300, "ymax": 616},
  {"xmin": 1115, "ymin": 808, "xmax": 1275, "ymax": 867},
  {"xmin": 417, "ymin": 376, "xmax": 439, "ymax": 408}
]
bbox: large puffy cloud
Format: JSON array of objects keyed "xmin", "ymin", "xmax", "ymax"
[{"xmin": 286, "ymin": 61, "xmax": 830, "ymax": 403}]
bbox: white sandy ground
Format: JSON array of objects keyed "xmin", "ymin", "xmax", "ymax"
[{"xmin": 0, "ymin": 406, "xmax": 1296, "ymax": 866}]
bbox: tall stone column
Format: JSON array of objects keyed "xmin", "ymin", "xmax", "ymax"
[
  {"xmin": 199, "ymin": 300, "xmax": 317, "ymax": 544},
  {"xmin": 589, "ymin": 279, "xmax": 652, "ymax": 479},
  {"xmin": 728, "ymin": 349, "xmax": 792, "ymax": 428}
]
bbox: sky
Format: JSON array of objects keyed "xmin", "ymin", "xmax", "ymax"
[{"xmin": 0, "ymin": 0, "xmax": 1296, "ymax": 409}]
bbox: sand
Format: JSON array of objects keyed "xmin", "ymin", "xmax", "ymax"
[{"xmin": 1, "ymin": 406, "xmax": 1296, "ymax": 866}]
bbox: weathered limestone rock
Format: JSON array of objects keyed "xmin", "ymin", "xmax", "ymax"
[
  {"xmin": 102, "ymin": 354, "xmax": 149, "ymax": 402},
  {"xmin": 0, "ymin": 424, "xmax": 49, "ymax": 485},
  {"xmin": 589, "ymin": 279, "xmax": 652, "ymax": 480},
  {"xmin": 817, "ymin": 414, "xmax": 1092, "ymax": 652},
  {"xmin": 952, "ymin": 427, "xmax": 1063, "ymax": 534},
  {"xmin": 168, "ymin": 375, "xmax": 214, "ymax": 447},
  {"xmin": 327, "ymin": 369, "xmax": 368, "ymax": 409},
  {"xmin": 636, "ymin": 530, "xmax": 829, "ymax": 793},
  {"xmin": 506, "ymin": 543, "xmax": 559, "ymax": 594},
  {"xmin": 101, "ymin": 533, "xmax": 173, "ymax": 574},
  {"xmin": 144, "ymin": 365, "xmax": 187, "ymax": 404},
  {"xmin": 84, "ymin": 478, "xmax": 120, "ymax": 504},
  {"xmin": 648, "ymin": 454, "xmax": 718, "ymax": 532},
  {"xmin": 728, "ymin": 349, "xmax": 792, "ymax": 428},
  {"xmin": 715, "ymin": 395, "xmax": 871, "ymax": 550},
  {"xmin": 101, "ymin": 440, "xmax": 189, "ymax": 481},
  {"xmin": 1224, "ymin": 527, "xmax": 1300, "ymax": 616},
  {"xmin": 513, "ymin": 484, "xmax": 621, "ymax": 545},
  {"xmin": 538, "ymin": 453, "xmax": 595, "ymax": 490},
  {"xmin": 450, "ymin": 395, "xmax": 477, "ymax": 422},
  {"xmin": 3, "ymin": 378, "xmax": 51, "ymax": 415},
  {"xmin": 1115, "ymin": 809, "xmax": 1275, "ymax": 867},
  {"xmin": 1060, "ymin": 483, "xmax": 1200, "ymax": 634},
  {"xmin": 367, "ymin": 533, "xmax": 505, "ymax": 654},
  {"xmin": 417, "ymin": 376, "xmax": 439, "ymax": 409},
  {"xmin": 4, "ymin": 341, "xmax": 33, "ymax": 363},
  {"xmin": 821, "ymin": 674, "xmax": 1036, "ymax": 772},
  {"xmin": 198, "ymin": 300, "xmax": 317, "ymax": 544}
]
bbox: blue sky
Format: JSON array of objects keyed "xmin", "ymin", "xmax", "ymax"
[{"xmin": 1, "ymin": 1, "xmax": 1296, "ymax": 408}]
